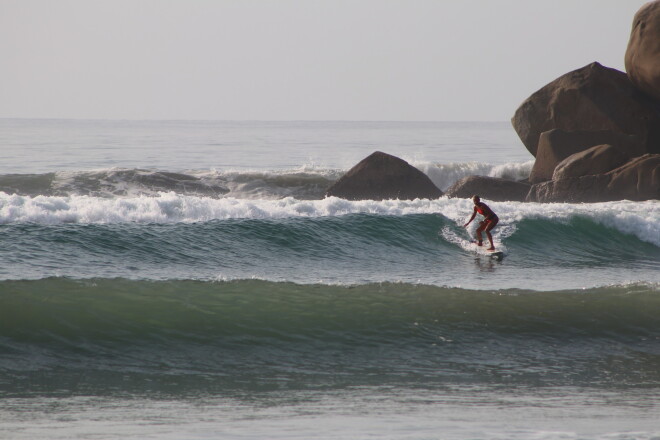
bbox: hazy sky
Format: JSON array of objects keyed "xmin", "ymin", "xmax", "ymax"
[{"xmin": 0, "ymin": 0, "xmax": 649, "ymax": 121}]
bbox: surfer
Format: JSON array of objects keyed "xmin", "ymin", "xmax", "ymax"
[{"xmin": 463, "ymin": 195, "xmax": 499, "ymax": 251}]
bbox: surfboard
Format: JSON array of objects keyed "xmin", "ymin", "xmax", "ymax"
[
  {"xmin": 486, "ymin": 250, "xmax": 505, "ymax": 261},
  {"xmin": 439, "ymin": 227, "xmax": 506, "ymax": 261},
  {"xmin": 471, "ymin": 241, "xmax": 505, "ymax": 260}
]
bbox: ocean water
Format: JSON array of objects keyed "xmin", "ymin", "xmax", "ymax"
[{"xmin": 0, "ymin": 119, "xmax": 658, "ymax": 440}]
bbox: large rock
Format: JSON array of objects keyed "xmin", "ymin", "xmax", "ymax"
[
  {"xmin": 607, "ymin": 154, "xmax": 660, "ymax": 201},
  {"xmin": 625, "ymin": 1, "xmax": 660, "ymax": 101},
  {"xmin": 511, "ymin": 62, "xmax": 660, "ymax": 157},
  {"xmin": 526, "ymin": 174, "xmax": 610, "ymax": 203},
  {"xmin": 324, "ymin": 151, "xmax": 443, "ymax": 200},
  {"xmin": 527, "ymin": 154, "xmax": 660, "ymax": 203},
  {"xmin": 529, "ymin": 129, "xmax": 640, "ymax": 183},
  {"xmin": 444, "ymin": 175, "xmax": 530, "ymax": 202},
  {"xmin": 552, "ymin": 144, "xmax": 628, "ymax": 181}
]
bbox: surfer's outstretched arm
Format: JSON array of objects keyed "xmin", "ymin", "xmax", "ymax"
[{"xmin": 463, "ymin": 208, "xmax": 477, "ymax": 227}]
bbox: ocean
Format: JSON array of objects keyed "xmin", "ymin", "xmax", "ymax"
[{"xmin": 0, "ymin": 119, "xmax": 658, "ymax": 440}]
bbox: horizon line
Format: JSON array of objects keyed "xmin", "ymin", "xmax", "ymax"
[{"xmin": 0, "ymin": 117, "xmax": 511, "ymax": 124}]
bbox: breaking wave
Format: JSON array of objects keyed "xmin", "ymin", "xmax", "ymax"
[{"xmin": 0, "ymin": 160, "xmax": 531, "ymax": 200}]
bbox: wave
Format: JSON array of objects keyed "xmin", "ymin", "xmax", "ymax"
[
  {"xmin": 0, "ymin": 160, "xmax": 530, "ymax": 199},
  {"xmin": 2, "ymin": 278, "xmax": 657, "ymax": 344},
  {"xmin": 0, "ymin": 167, "xmax": 342, "ymax": 200},
  {"xmin": 416, "ymin": 160, "xmax": 533, "ymax": 191},
  {"xmin": 1, "ymin": 192, "xmax": 658, "ymax": 247},
  {"xmin": 1, "ymin": 213, "xmax": 658, "ymax": 293},
  {"xmin": 1, "ymin": 278, "xmax": 658, "ymax": 396}
]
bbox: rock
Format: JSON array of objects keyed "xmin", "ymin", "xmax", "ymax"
[
  {"xmin": 527, "ymin": 154, "xmax": 660, "ymax": 203},
  {"xmin": 552, "ymin": 144, "xmax": 628, "ymax": 181},
  {"xmin": 607, "ymin": 154, "xmax": 660, "ymax": 201},
  {"xmin": 529, "ymin": 129, "xmax": 640, "ymax": 183},
  {"xmin": 511, "ymin": 62, "xmax": 660, "ymax": 157},
  {"xmin": 625, "ymin": 0, "xmax": 660, "ymax": 101},
  {"xmin": 324, "ymin": 151, "xmax": 443, "ymax": 200},
  {"xmin": 526, "ymin": 174, "xmax": 610, "ymax": 203},
  {"xmin": 444, "ymin": 175, "xmax": 531, "ymax": 202}
]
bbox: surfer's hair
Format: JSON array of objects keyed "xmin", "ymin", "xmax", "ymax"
[{"xmin": 472, "ymin": 195, "xmax": 480, "ymax": 202}]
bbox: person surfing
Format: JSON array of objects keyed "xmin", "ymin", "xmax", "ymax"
[{"xmin": 463, "ymin": 195, "xmax": 499, "ymax": 251}]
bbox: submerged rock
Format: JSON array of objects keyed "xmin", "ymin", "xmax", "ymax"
[
  {"xmin": 324, "ymin": 151, "xmax": 443, "ymax": 201},
  {"xmin": 444, "ymin": 175, "xmax": 530, "ymax": 202}
]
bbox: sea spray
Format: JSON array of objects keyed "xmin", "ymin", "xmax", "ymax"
[{"xmin": 414, "ymin": 160, "xmax": 533, "ymax": 191}]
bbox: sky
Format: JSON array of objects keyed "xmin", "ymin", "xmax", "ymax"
[{"xmin": 0, "ymin": 0, "xmax": 650, "ymax": 121}]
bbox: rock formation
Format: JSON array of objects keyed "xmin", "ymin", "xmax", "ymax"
[
  {"xmin": 529, "ymin": 129, "xmax": 639, "ymax": 183},
  {"xmin": 506, "ymin": 3, "xmax": 660, "ymax": 203},
  {"xmin": 324, "ymin": 151, "xmax": 443, "ymax": 201},
  {"xmin": 607, "ymin": 154, "xmax": 660, "ymax": 201},
  {"xmin": 527, "ymin": 154, "xmax": 659, "ymax": 203},
  {"xmin": 625, "ymin": 0, "xmax": 660, "ymax": 101},
  {"xmin": 324, "ymin": 4, "xmax": 660, "ymax": 204},
  {"xmin": 552, "ymin": 144, "xmax": 628, "ymax": 181},
  {"xmin": 444, "ymin": 176, "xmax": 530, "ymax": 202},
  {"xmin": 511, "ymin": 62, "xmax": 660, "ymax": 158},
  {"xmin": 526, "ymin": 174, "xmax": 610, "ymax": 203}
]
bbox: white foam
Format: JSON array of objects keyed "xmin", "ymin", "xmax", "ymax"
[
  {"xmin": 414, "ymin": 160, "xmax": 533, "ymax": 191},
  {"xmin": 488, "ymin": 160, "xmax": 534, "ymax": 181},
  {"xmin": 490, "ymin": 199, "xmax": 660, "ymax": 247},
  {"xmin": 1, "ymin": 192, "xmax": 657, "ymax": 247},
  {"xmin": 0, "ymin": 192, "xmax": 443, "ymax": 225},
  {"xmin": 440, "ymin": 226, "xmax": 508, "ymax": 254}
]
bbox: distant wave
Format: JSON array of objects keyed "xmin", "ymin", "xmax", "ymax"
[
  {"xmin": 0, "ymin": 167, "xmax": 341, "ymax": 200},
  {"xmin": 0, "ymin": 161, "xmax": 530, "ymax": 199}
]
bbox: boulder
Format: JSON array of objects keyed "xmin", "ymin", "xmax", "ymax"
[
  {"xmin": 529, "ymin": 129, "xmax": 640, "ymax": 183},
  {"xmin": 625, "ymin": 0, "xmax": 660, "ymax": 101},
  {"xmin": 527, "ymin": 154, "xmax": 660, "ymax": 203},
  {"xmin": 552, "ymin": 144, "xmax": 628, "ymax": 181},
  {"xmin": 511, "ymin": 62, "xmax": 660, "ymax": 157},
  {"xmin": 324, "ymin": 151, "xmax": 443, "ymax": 200},
  {"xmin": 607, "ymin": 154, "xmax": 660, "ymax": 201},
  {"xmin": 526, "ymin": 174, "xmax": 610, "ymax": 203},
  {"xmin": 444, "ymin": 175, "xmax": 530, "ymax": 202}
]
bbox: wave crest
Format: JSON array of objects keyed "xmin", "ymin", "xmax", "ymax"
[
  {"xmin": 1, "ymin": 192, "xmax": 657, "ymax": 247},
  {"xmin": 0, "ymin": 161, "xmax": 532, "ymax": 199}
]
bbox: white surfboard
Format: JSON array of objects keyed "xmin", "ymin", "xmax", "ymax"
[
  {"xmin": 485, "ymin": 249, "xmax": 505, "ymax": 260},
  {"xmin": 441, "ymin": 227, "xmax": 506, "ymax": 260},
  {"xmin": 468, "ymin": 240, "xmax": 505, "ymax": 260}
]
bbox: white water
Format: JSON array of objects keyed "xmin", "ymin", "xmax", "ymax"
[
  {"xmin": 4, "ymin": 389, "xmax": 660, "ymax": 440},
  {"xmin": 2, "ymin": 191, "xmax": 658, "ymax": 246}
]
